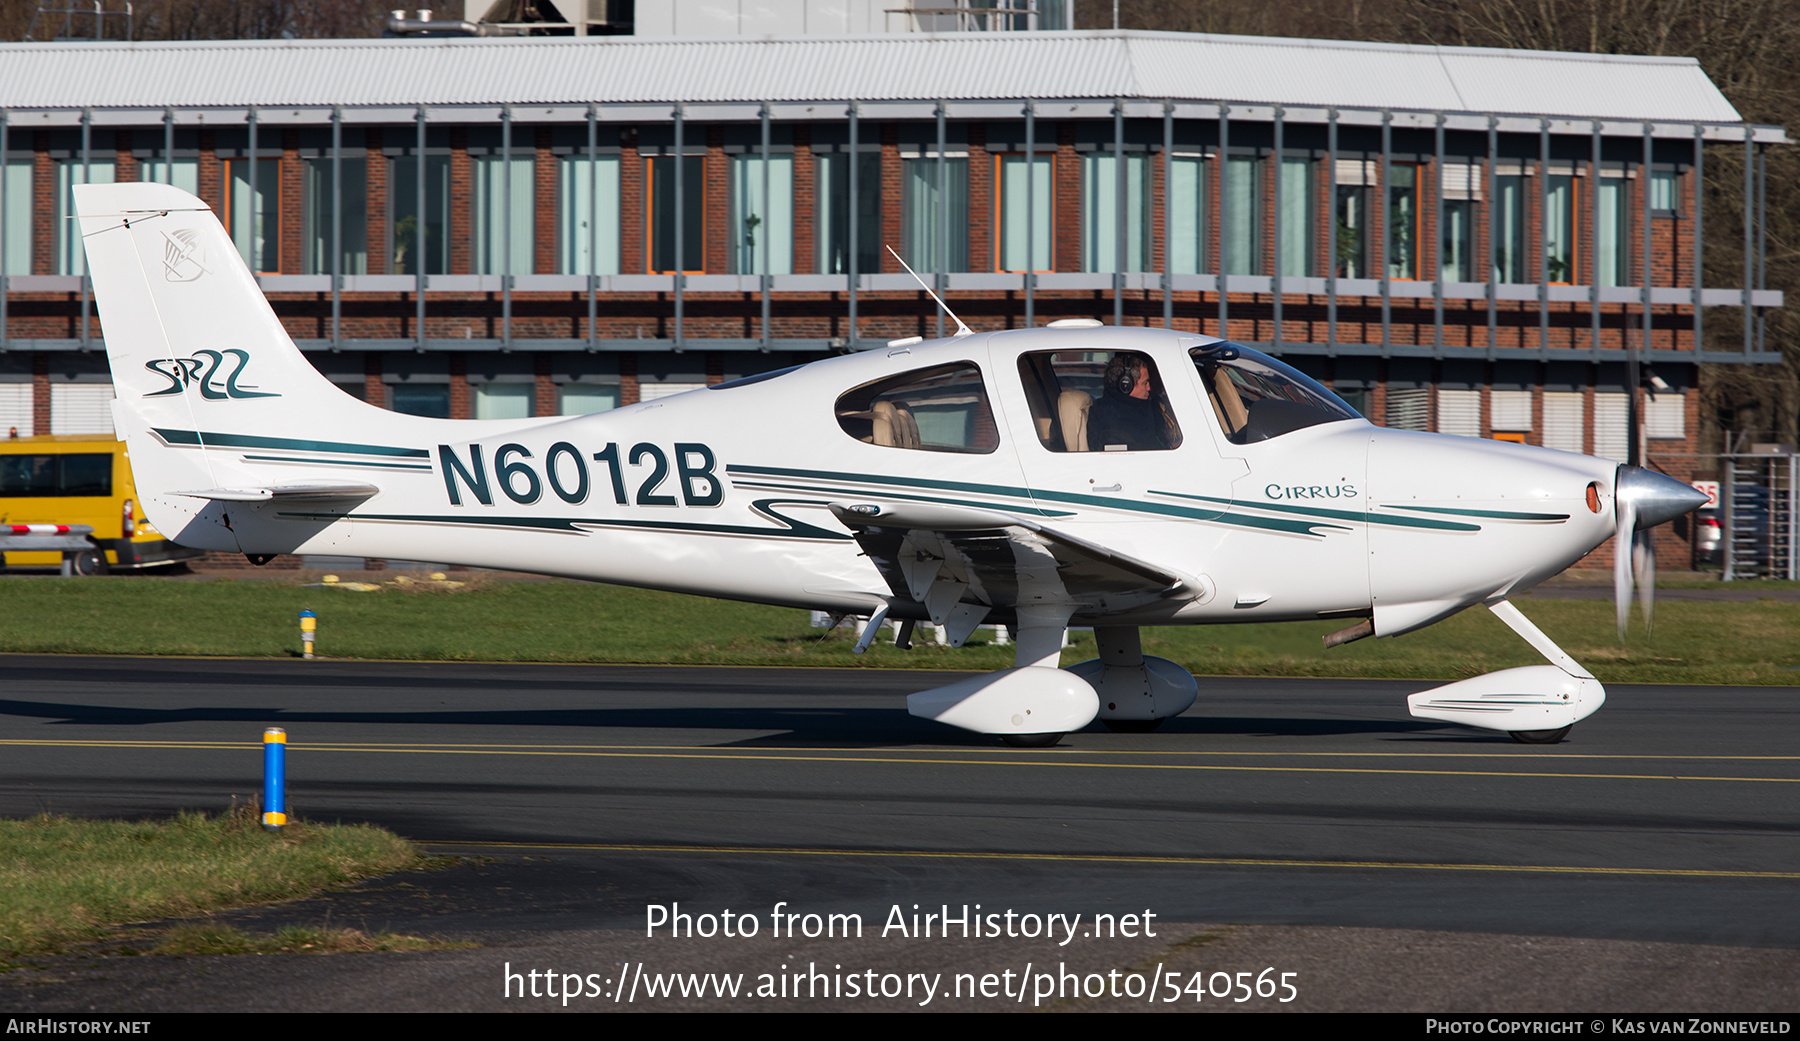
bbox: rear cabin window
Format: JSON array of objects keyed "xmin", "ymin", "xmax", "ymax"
[
  {"xmin": 835, "ymin": 362, "xmax": 999, "ymax": 454},
  {"xmin": 0, "ymin": 453, "xmax": 113, "ymax": 497}
]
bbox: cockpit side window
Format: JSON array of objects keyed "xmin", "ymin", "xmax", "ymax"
[
  {"xmin": 1191, "ymin": 343, "xmax": 1363, "ymax": 444},
  {"xmin": 1016, "ymin": 350, "xmax": 1182, "ymax": 453},
  {"xmin": 835, "ymin": 362, "xmax": 999, "ymax": 454}
]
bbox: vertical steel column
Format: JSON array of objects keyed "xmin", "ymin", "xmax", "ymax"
[
  {"xmin": 1589, "ymin": 121, "xmax": 1601, "ymax": 351},
  {"xmin": 1272, "ymin": 106, "xmax": 1284, "ymax": 349},
  {"xmin": 587, "ymin": 103, "xmax": 598, "ymax": 352},
  {"xmin": 1217, "ymin": 103, "xmax": 1229, "ymax": 338},
  {"xmin": 1326, "ymin": 108, "xmax": 1337, "ymax": 351},
  {"xmin": 247, "ymin": 107, "xmax": 259, "ymax": 273},
  {"xmin": 501, "ymin": 104, "xmax": 513, "ymax": 351},
  {"xmin": 1379, "ymin": 110, "xmax": 1391, "ymax": 351},
  {"xmin": 1025, "ymin": 99, "xmax": 1036, "ymax": 329},
  {"xmin": 673, "ymin": 103, "xmax": 685, "ymax": 351},
  {"xmin": 1742, "ymin": 125, "xmax": 1752, "ymax": 354},
  {"xmin": 1692, "ymin": 124, "xmax": 1703, "ymax": 354},
  {"xmin": 1432, "ymin": 113, "xmax": 1444, "ymax": 351},
  {"xmin": 1634, "ymin": 123, "xmax": 1652, "ymax": 466},
  {"xmin": 1538, "ymin": 118, "xmax": 1550, "ymax": 353},
  {"xmin": 847, "ymin": 101, "xmax": 859, "ymax": 346},
  {"xmin": 1756, "ymin": 140, "xmax": 1766, "ymax": 353},
  {"xmin": 414, "ymin": 106, "xmax": 427, "ymax": 352},
  {"xmin": 1162, "ymin": 100, "xmax": 1172, "ymax": 330},
  {"xmin": 331, "ymin": 107, "xmax": 342, "ymax": 349},
  {"xmin": 1486, "ymin": 115, "xmax": 1497, "ymax": 349},
  {"xmin": 760, "ymin": 102, "xmax": 771, "ymax": 351},
  {"xmin": 935, "ymin": 100, "xmax": 946, "ymax": 340},
  {"xmin": 1113, "ymin": 98, "xmax": 1125, "ymax": 327},
  {"xmin": 80, "ymin": 108, "xmax": 91, "ymax": 349},
  {"xmin": 163, "ymin": 109, "xmax": 174, "ymax": 183}
]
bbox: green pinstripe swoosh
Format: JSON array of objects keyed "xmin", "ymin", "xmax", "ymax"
[
  {"xmin": 242, "ymin": 454, "xmax": 434, "ymax": 471},
  {"xmin": 728, "ymin": 464, "xmax": 1344, "ymax": 536},
  {"xmin": 1152, "ymin": 490, "xmax": 1483, "ymax": 533},
  {"xmin": 729, "ymin": 478, "xmax": 1078, "ymax": 519},
  {"xmin": 154, "ymin": 428, "xmax": 430, "ymax": 458},
  {"xmin": 1383, "ymin": 504, "xmax": 1570, "ymax": 522},
  {"xmin": 278, "ymin": 499, "xmax": 851, "ymax": 543}
]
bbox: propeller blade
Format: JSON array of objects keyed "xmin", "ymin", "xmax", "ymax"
[
  {"xmin": 1614, "ymin": 492, "xmax": 1635, "ymax": 641},
  {"xmin": 1633, "ymin": 528, "xmax": 1656, "ymax": 636}
]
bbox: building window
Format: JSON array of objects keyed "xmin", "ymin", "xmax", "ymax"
[
  {"xmin": 995, "ymin": 153, "xmax": 1052, "ymax": 272},
  {"xmin": 902, "ymin": 155, "xmax": 968, "ymax": 273},
  {"xmin": 1167, "ymin": 154, "xmax": 1206, "ymax": 274},
  {"xmin": 224, "ymin": 158, "xmax": 281, "ymax": 273},
  {"xmin": 1646, "ymin": 390, "xmax": 1684, "ymax": 439},
  {"xmin": 1649, "ymin": 168, "xmax": 1679, "ymax": 215},
  {"xmin": 1334, "ymin": 160, "xmax": 1372, "ymax": 279},
  {"xmin": 54, "ymin": 159, "xmax": 116, "ymax": 275},
  {"xmin": 390, "ymin": 154, "xmax": 451, "ymax": 276},
  {"xmin": 1221, "ymin": 155, "xmax": 1260, "ymax": 276},
  {"xmin": 560, "ymin": 384, "xmax": 620, "ymax": 415},
  {"xmin": 1491, "ymin": 389, "xmax": 1533, "ymax": 434},
  {"xmin": 1440, "ymin": 162, "xmax": 1481, "ymax": 282},
  {"xmin": 559, "ymin": 154, "xmax": 620, "ymax": 275},
  {"xmin": 1542, "ymin": 390, "xmax": 1584, "ymax": 452},
  {"xmin": 390, "ymin": 384, "xmax": 450, "ymax": 418},
  {"xmin": 302, "ymin": 156, "xmax": 368, "ymax": 276},
  {"xmin": 728, "ymin": 153, "xmax": 793, "ymax": 275},
  {"xmin": 1593, "ymin": 390, "xmax": 1630, "ymax": 462},
  {"xmin": 648, "ymin": 155, "xmax": 704, "ymax": 274},
  {"xmin": 815, "ymin": 151, "xmax": 880, "ymax": 275},
  {"xmin": 2, "ymin": 158, "xmax": 30, "ymax": 276},
  {"xmin": 1438, "ymin": 389, "xmax": 1481, "ymax": 437},
  {"xmin": 472, "ymin": 154, "xmax": 535, "ymax": 276},
  {"xmin": 1545, "ymin": 173, "xmax": 1576, "ymax": 283},
  {"xmin": 1596, "ymin": 175, "xmax": 1630, "ymax": 287},
  {"xmin": 140, "ymin": 157, "xmax": 199, "ymax": 193},
  {"xmin": 1081, "ymin": 151, "xmax": 1149, "ymax": 273},
  {"xmin": 1386, "ymin": 387, "xmax": 1429, "ymax": 431},
  {"xmin": 473, "ymin": 383, "xmax": 533, "ymax": 420},
  {"xmin": 1386, "ymin": 163, "xmax": 1418, "ymax": 280},
  {"xmin": 1493, "ymin": 170, "xmax": 1528, "ymax": 283},
  {"xmin": 1276, "ymin": 157, "xmax": 1312, "ymax": 277}
]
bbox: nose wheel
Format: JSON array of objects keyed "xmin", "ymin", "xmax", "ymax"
[{"xmin": 1509, "ymin": 726, "xmax": 1572, "ymax": 745}]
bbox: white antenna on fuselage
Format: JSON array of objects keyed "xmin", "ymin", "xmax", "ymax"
[{"xmin": 886, "ymin": 245, "xmax": 973, "ymax": 338}]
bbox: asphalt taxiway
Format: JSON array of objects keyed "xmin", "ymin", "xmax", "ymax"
[{"xmin": 1, "ymin": 654, "xmax": 1796, "ymax": 1011}]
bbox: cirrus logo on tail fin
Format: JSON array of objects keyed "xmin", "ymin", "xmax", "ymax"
[
  {"xmin": 145, "ymin": 349, "xmax": 280, "ymax": 400},
  {"xmin": 161, "ymin": 229, "xmax": 208, "ymax": 282}
]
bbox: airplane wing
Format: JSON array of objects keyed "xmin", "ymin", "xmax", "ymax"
[
  {"xmin": 172, "ymin": 483, "xmax": 380, "ymax": 502},
  {"xmin": 828, "ymin": 500, "xmax": 1205, "ymax": 645}
]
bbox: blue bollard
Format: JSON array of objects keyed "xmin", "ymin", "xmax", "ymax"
[{"xmin": 262, "ymin": 727, "xmax": 286, "ymax": 831}]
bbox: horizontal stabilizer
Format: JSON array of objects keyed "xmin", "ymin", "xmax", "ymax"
[{"xmin": 174, "ymin": 482, "xmax": 379, "ymax": 502}]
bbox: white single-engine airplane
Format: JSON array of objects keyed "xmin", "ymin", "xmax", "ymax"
[{"xmin": 76, "ymin": 183, "xmax": 1705, "ymax": 745}]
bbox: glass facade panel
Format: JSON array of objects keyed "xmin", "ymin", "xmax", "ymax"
[
  {"xmin": 815, "ymin": 151, "xmax": 880, "ymax": 275},
  {"xmin": 54, "ymin": 159, "xmax": 116, "ymax": 275},
  {"xmin": 649, "ymin": 155, "xmax": 704, "ymax": 273},
  {"xmin": 558, "ymin": 154, "xmax": 621, "ymax": 275},
  {"xmin": 390, "ymin": 154, "xmax": 451, "ymax": 276},
  {"xmin": 1168, "ymin": 155, "xmax": 1206, "ymax": 274},
  {"xmin": 226, "ymin": 159, "xmax": 281, "ymax": 273},
  {"xmin": 471, "ymin": 154, "xmax": 535, "ymax": 276},
  {"xmin": 1386, "ymin": 165, "xmax": 1417, "ymax": 279},
  {"xmin": 1222, "ymin": 155, "xmax": 1260, "ymax": 276},
  {"xmin": 1443, "ymin": 200, "xmax": 1475, "ymax": 281},
  {"xmin": 302, "ymin": 156, "xmax": 368, "ymax": 276},
  {"xmin": 1596, "ymin": 177, "xmax": 1629, "ymax": 287},
  {"xmin": 1277, "ymin": 157, "xmax": 1311, "ymax": 277},
  {"xmin": 1493, "ymin": 174, "xmax": 1527, "ymax": 283},
  {"xmin": 1081, "ymin": 151, "xmax": 1149, "ymax": 273},
  {"xmin": 473, "ymin": 383, "xmax": 532, "ymax": 420},
  {"xmin": 390, "ymin": 384, "xmax": 450, "ymax": 418},
  {"xmin": 561, "ymin": 384, "xmax": 620, "ymax": 415},
  {"xmin": 2, "ymin": 159, "xmax": 30, "ymax": 275},
  {"xmin": 902, "ymin": 157, "xmax": 968, "ymax": 273},
  {"xmin": 728, "ymin": 153, "xmax": 793, "ymax": 275},
  {"xmin": 1545, "ymin": 174, "xmax": 1575, "ymax": 282},
  {"xmin": 997, "ymin": 154, "xmax": 1053, "ymax": 272},
  {"xmin": 139, "ymin": 157, "xmax": 199, "ymax": 193}
]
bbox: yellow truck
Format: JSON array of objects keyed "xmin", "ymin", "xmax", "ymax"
[{"xmin": 0, "ymin": 434, "xmax": 204, "ymax": 574}]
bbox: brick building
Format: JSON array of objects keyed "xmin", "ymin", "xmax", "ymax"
[{"xmin": 0, "ymin": 31, "xmax": 1784, "ymax": 564}]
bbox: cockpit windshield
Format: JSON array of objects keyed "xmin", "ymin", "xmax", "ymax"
[{"xmin": 1190, "ymin": 342, "xmax": 1363, "ymax": 444}]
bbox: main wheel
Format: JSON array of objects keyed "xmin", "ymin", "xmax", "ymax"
[
  {"xmin": 1001, "ymin": 732, "xmax": 1064, "ymax": 748},
  {"xmin": 1509, "ymin": 726, "xmax": 1571, "ymax": 745},
  {"xmin": 71, "ymin": 549, "xmax": 107, "ymax": 576},
  {"xmin": 1102, "ymin": 718, "xmax": 1163, "ymax": 733}
]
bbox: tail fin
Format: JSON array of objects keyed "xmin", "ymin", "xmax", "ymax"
[{"xmin": 74, "ymin": 182, "xmax": 420, "ymax": 552}]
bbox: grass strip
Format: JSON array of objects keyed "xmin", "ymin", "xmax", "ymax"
[
  {"xmin": 152, "ymin": 923, "xmax": 470, "ymax": 955},
  {"xmin": 0, "ymin": 576, "xmax": 1793, "ymax": 685},
  {"xmin": 0, "ymin": 809, "xmax": 417, "ymax": 957}
]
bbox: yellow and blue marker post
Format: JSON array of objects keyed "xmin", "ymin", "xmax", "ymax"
[
  {"xmin": 299, "ymin": 609, "xmax": 316, "ymax": 659},
  {"xmin": 262, "ymin": 727, "xmax": 286, "ymax": 831}
]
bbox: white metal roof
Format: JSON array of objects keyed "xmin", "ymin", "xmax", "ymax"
[{"xmin": 0, "ymin": 30, "xmax": 1749, "ymax": 125}]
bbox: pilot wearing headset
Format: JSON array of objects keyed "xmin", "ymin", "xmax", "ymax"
[{"xmin": 1088, "ymin": 352, "xmax": 1179, "ymax": 452}]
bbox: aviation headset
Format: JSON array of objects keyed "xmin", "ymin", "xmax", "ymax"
[{"xmin": 1105, "ymin": 354, "xmax": 1146, "ymax": 397}]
